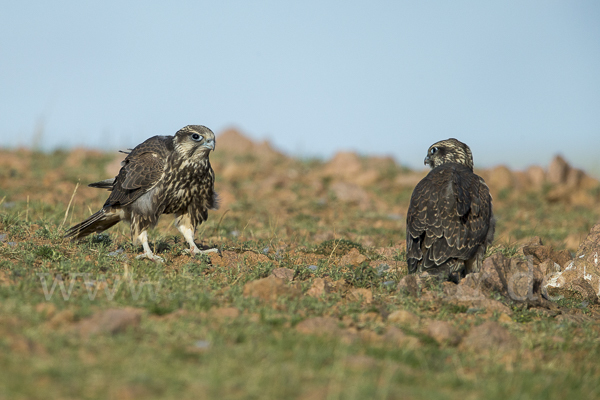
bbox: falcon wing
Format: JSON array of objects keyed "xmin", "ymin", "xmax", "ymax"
[
  {"xmin": 103, "ymin": 138, "xmax": 167, "ymax": 208},
  {"xmin": 407, "ymin": 164, "xmax": 492, "ymax": 272}
]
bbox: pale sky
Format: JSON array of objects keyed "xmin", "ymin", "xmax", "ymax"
[{"xmin": 1, "ymin": 1, "xmax": 599, "ymax": 174}]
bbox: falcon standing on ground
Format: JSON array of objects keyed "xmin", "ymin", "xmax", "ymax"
[
  {"xmin": 406, "ymin": 138, "xmax": 494, "ymax": 282},
  {"xmin": 65, "ymin": 125, "xmax": 219, "ymax": 262}
]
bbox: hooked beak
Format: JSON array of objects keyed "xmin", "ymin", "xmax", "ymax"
[
  {"xmin": 202, "ymin": 139, "xmax": 215, "ymax": 151},
  {"xmin": 424, "ymin": 156, "xmax": 431, "ymax": 166}
]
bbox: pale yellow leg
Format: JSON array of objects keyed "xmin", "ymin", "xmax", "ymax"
[
  {"xmin": 135, "ymin": 230, "xmax": 164, "ymax": 263},
  {"xmin": 175, "ymin": 213, "xmax": 218, "ymax": 255}
]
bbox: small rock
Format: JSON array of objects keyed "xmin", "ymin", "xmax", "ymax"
[
  {"xmin": 108, "ymin": 248, "xmax": 124, "ymax": 257},
  {"xmin": 346, "ymin": 288, "xmax": 373, "ymax": 304},
  {"xmin": 194, "ymin": 340, "xmax": 211, "ymax": 349},
  {"xmin": 271, "ymin": 267, "xmax": 295, "ymax": 281},
  {"xmin": 427, "ymin": 320, "xmax": 461, "ymax": 346},
  {"xmin": 526, "ymin": 166, "xmax": 546, "ymax": 189},
  {"xmin": 295, "ymin": 316, "xmax": 341, "ymax": 336},
  {"xmin": 387, "ymin": 310, "xmax": 419, "ymax": 327},
  {"xmin": 546, "ymin": 275, "xmax": 599, "ymax": 304},
  {"xmin": 75, "ymin": 308, "xmax": 143, "ymax": 337},
  {"xmin": 242, "ymin": 275, "xmax": 300, "ymax": 302},
  {"xmin": 330, "ymin": 181, "xmax": 371, "ymax": 210},
  {"xmin": 547, "ymin": 155, "xmax": 570, "ymax": 185},
  {"xmin": 306, "ymin": 265, "xmax": 318, "ymax": 272},
  {"xmin": 543, "ymin": 222, "xmax": 600, "ymax": 303},
  {"xmin": 461, "ymin": 321, "xmax": 518, "ymax": 353},
  {"xmin": 307, "ymin": 277, "xmax": 334, "ymax": 298},
  {"xmin": 487, "ymin": 165, "xmax": 514, "ymax": 192},
  {"xmin": 397, "ymin": 274, "xmax": 422, "ymax": 297},
  {"xmin": 0, "ymin": 233, "xmax": 7, "ymax": 242},
  {"xmin": 382, "ymin": 326, "xmax": 420, "ymax": 347},
  {"xmin": 339, "ymin": 248, "xmax": 368, "ymax": 266}
]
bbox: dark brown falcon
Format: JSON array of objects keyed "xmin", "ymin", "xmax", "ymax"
[
  {"xmin": 406, "ymin": 138, "xmax": 494, "ymax": 281},
  {"xmin": 65, "ymin": 125, "xmax": 219, "ymax": 262}
]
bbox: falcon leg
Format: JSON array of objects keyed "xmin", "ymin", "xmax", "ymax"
[
  {"xmin": 135, "ymin": 230, "xmax": 164, "ymax": 263},
  {"xmin": 175, "ymin": 214, "xmax": 218, "ymax": 256}
]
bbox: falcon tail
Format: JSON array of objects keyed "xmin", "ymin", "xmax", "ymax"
[
  {"xmin": 64, "ymin": 208, "xmax": 121, "ymax": 240},
  {"xmin": 88, "ymin": 178, "xmax": 115, "ymax": 189}
]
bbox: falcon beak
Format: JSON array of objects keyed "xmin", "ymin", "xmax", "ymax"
[
  {"xmin": 202, "ymin": 140, "xmax": 215, "ymax": 151},
  {"xmin": 424, "ymin": 156, "xmax": 431, "ymax": 166}
]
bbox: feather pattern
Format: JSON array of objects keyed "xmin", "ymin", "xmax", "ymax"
[
  {"xmin": 406, "ymin": 138, "xmax": 494, "ymax": 281},
  {"xmin": 65, "ymin": 125, "xmax": 219, "ymax": 261}
]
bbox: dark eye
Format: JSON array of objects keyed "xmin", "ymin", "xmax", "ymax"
[
  {"xmin": 191, "ymin": 133, "xmax": 202, "ymax": 142},
  {"xmin": 430, "ymin": 147, "xmax": 438, "ymax": 155}
]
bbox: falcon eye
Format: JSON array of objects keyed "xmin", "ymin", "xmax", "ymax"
[
  {"xmin": 191, "ymin": 133, "xmax": 202, "ymax": 142},
  {"xmin": 430, "ymin": 147, "xmax": 438, "ymax": 155}
]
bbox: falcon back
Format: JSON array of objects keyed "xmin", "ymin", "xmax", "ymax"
[
  {"xmin": 406, "ymin": 138, "xmax": 495, "ymax": 282},
  {"xmin": 65, "ymin": 125, "xmax": 219, "ymax": 262}
]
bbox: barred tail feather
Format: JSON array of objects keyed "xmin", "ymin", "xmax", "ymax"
[{"xmin": 64, "ymin": 208, "xmax": 121, "ymax": 240}]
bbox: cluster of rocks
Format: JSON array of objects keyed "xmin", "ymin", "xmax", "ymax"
[{"xmin": 399, "ymin": 222, "xmax": 600, "ymax": 308}]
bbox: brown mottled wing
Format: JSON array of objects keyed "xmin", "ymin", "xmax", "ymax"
[
  {"xmin": 103, "ymin": 136, "xmax": 169, "ymax": 207},
  {"xmin": 406, "ymin": 164, "xmax": 492, "ymax": 273}
]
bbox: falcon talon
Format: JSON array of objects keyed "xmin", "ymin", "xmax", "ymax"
[
  {"xmin": 136, "ymin": 253, "xmax": 165, "ymax": 263},
  {"xmin": 64, "ymin": 125, "xmax": 219, "ymax": 263}
]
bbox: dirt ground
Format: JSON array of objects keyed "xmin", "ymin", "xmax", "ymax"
[{"xmin": 1, "ymin": 129, "xmax": 600, "ymax": 399}]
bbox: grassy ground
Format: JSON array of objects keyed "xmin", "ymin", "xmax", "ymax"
[{"xmin": 1, "ymin": 145, "xmax": 600, "ymax": 399}]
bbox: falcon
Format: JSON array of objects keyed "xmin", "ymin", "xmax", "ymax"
[
  {"xmin": 406, "ymin": 138, "xmax": 494, "ymax": 282},
  {"xmin": 65, "ymin": 125, "xmax": 219, "ymax": 262}
]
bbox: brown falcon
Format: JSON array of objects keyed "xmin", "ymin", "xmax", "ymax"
[
  {"xmin": 406, "ymin": 138, "xmax": 494, "ymax": 281},
  {"xmin": 65, "ymin": 125, "xmax": 219, "ymax": 262}
]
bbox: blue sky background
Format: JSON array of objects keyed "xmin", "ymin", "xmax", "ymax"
[{"xmin": 1, "ymin": 1, "xmax": 599, "ymax": 174}]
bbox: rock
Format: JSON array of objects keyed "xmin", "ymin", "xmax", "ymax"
[
  {"xmin": 242, "ymin": 275, "xmax": 300, "ymax": 302},
  {"xmin": 323, "ymin": 152, "xmax": 362, "ymax": 180},
  {"xmin": 566, "ymin": 168, "xmax": 585, "ymax": 189},
  {"xmin": 526, "ymin": 166, "xmax": 546, "ymax": 190},
  {"xmin": 306, "ymin": 277, "xmax": 334, "ymax": 298},
  {"xmin": 522, "ymin": 244, "xmax": 571, "ymax": 268},
  {"xmin": 546, "ymin": 274, "xmax": 599, "ymax": 304},
  {"xmin": 427, "ymin": 320, "xmax": 461, "ymax": 346},
  {"xmin": 544, "ymin": 223, "xmax": 600, "ymax": 303},
  {"xmin": 346, "ymin": 288, "xmax": 373, "ymax": 304},
  {"xmin": 461, "ymin": 321, "xmax": 518, "ymax": 353},
  {"xmin": 339, "ymin": 248, "xmax": 368, "ymax": 266},
  {"xmin": 382, "ymin": 326, "xmax": 420, "ymax": 347},
  {"xmin": 397, "ymin": 274, "xmax": 422, "ymax": 297},
  {"xmin": 295, "ymin": 316, "xmax": 341, "ymax": 336},
  {"xmin": 271, "ymin": 267, "xmax": 295, "ymax": 281},
  {"xmin": 479, "ymin": 253, "xmax": 550, "ymax": 303},
  {"xmin": 75, "ymin": 308, "xmax": 143, "ymax": 337},
  {"xmin": 217, "ymin": 128, "xmax": 282, "ymax": 160},
  {"xmin": 387, "ymin": 310, "xmax": 420, "ymax": 327},
  {"xmin": 547, "ymin": 155, "xmax": 570, "ymax": 185},
  {"xmin": 443, "ymin": 280, "xmax": 512, "ymax": 314},
  {"xmin": 487, "ymin": 165, "xmax": 513, "ymax": 192},
  {"xmin": 330, "ymin": 181, "xmax": 371, "ymax": 209}
]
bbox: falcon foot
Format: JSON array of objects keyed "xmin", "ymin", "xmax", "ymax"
[
  {"xmin": 184, "ymin": 247, "xmax": 219, "ymax": 256},
  {"xmin": 136, "ymin": 253, "xmax": 165, "ymax": 263}
]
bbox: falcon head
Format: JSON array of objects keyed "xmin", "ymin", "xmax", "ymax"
[
  {"xmin": 424, "ymin": 138, "xmax": 474, "ymax": 171},
  {"xmin": 174, "ymin": 125, "xmax": 216, "ymax": 159}
]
